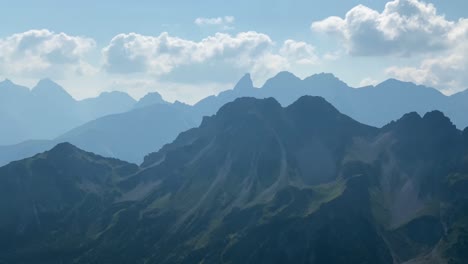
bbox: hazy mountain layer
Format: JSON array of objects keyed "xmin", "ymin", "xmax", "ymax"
[
  {"xmin": 1, "ymin": 72, "xmax": 467, "ymax": 167},
  {"xmin": 0, "ymin": 79, "xmax": 137, "ymax": 145}
]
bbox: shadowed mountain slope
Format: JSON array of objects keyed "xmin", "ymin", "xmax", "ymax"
[{"xmin": 1, "ymin": 96, "xmax": 467, "ymax": 263}]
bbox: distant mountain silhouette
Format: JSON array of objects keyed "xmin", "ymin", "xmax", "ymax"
[
  {"xmin": 56, "ymin": 102, "xmax": 198, "ymax": 163},
  {"xmin": 0, "ymin": 102, "xmax": 199, "ymax": 165},
  {"xmin": 194, "ymin": 72, "xmax": 468, "ymax": 129},
  {"xmin": 79, "ymin": 91, "xmax": 137, "ymax": 119},
  {"xmin": 0, "ymin": 79, "xmax": 138, "ymax": 145},
  {"xmin": 0, "ymin": 72, "xmax": 467, "ymax": 166},
  {"xmin": 133, "ymin": 91, "xmax": 168, "ymax": 109},
  {"xmin": 1, "ymin": 96, "xmax": 467, "ymax": 263}
]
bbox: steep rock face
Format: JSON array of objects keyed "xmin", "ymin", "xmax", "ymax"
[
  {"xmin": 232, "ymin": 73, "xmax": 254, "ymax": 91},
  {"xmin": 0, "ymin": 96, "xmax": 467, "ymax": 264}
]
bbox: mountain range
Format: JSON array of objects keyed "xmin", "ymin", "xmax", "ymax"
[
  {"xmin": 0, "ymin": 72, "xmax": 467, "ymax": 167},
  {"xmin": 0, "ymin": 78, "xmax": 136, "ymax": 146},
  {"xmin": 0, "ymin": 96, "xmax": 466, "ymax": 263}
]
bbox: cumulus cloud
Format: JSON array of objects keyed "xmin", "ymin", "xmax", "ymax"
[
  {"xmin": 0, "ymin": 29, "xmax": 321, "ymax": 100},
  {"xmin": 311, "ymin": 0, "xmax": 462, "ymax": 57},
  {"xmin": 103, "ymin": 31, "xmax": 272, "ymax": 74},
  {"xmin": 310, "ymin": 0, "xmax": 468, "ymax": 92},
  {"xmin": 384, "ymin": 14, "xmax": 468, "ymax": 93},
  {"xmin": 386, "ymin": 33, "xmax": 468, "ymax": 93},
  {"xmin": 0, "ymin": 29, "xmax": 96, "ymax": 77},
  {"xmin": 280, "ymin": 40, "xmax": 319, "ymax": 65},
  {"xmin": 102, "ymin": 32, "xmax": 319, "ymax": 83}
]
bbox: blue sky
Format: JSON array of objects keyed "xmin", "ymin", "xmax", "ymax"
[{"xmin": 0, "ymin": 0, "xmax": 467, "ymax": 103}]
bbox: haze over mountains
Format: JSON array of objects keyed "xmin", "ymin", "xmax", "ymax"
[
  {"xmin": 1, "ymin": 96, "xmax": 466, "ymax": 263},
  {"xmin": 1, "ymin": 72, "xmax": 467, "ymax": 167},
  {"xmin": 0, "ymin": 78, "xmax": 136, "ymax": 145}
]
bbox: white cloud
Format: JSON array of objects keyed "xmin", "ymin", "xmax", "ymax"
[
  {"xmin": 311, "ymin": 0, "xmax": 461, "ymax": 57},
  {"xmin": 103, "ymin": 31, "xmax": 273, "ymax": 75},
  {"xmin": 359, "ymin": 77, "xmax": 379, "ymax": 87},
  {"xmin": 280, "ymin": 40, "xmax": 319, "ymax": 65},
  {"xmin": 102, "ymin": 32, "xmax": 320, "ymax": 84},
  {"xmin": 195, "ymin": 16, "xmax": 235, "ymax": 30},
  {"xmin": 386, "ymin": 32, "xmax": 468, "ymax": 94},
  {"xmin": 0, "ymin": 29, "xmax": 321, "ymax": 102},
  {"xmin": 195, "ymin": 16, "xmax": 235, "ymax": 26},
  {"xmin": 310, "ymin": 0, "xmax": 468, "ymax": 93},
  {"xmin": 384, "ymin": 14, "xmax": 468, "ymax": 93},
  {"xmin": 0, "ymin": 29, "xmax": 96, "ymax": 78}
]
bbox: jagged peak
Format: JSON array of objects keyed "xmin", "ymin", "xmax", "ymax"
[
  {"xmin": 384, "ymin": 110, "xmax": 458, "ymax": 136},
  {"xmin": 381, "ymin": 112, "xmax": 422, "ymax": 131},
  {"xmin": 422, "ymin": 110, "xmax": 456, "ymax": 129},
  {"xmin": 401, "ymin": 111, "xmax": 422, "ymax": 121},
  {"xmin": 304, "ymin": 72, "xmax": 341, "ymax": 82},
  {"xmin": 134, "ymin": 91, "xmax": 167, "ymax": 109},
  {"xmin": 233, "ymin": 73, "xmax": 254, "ymax": 91}
]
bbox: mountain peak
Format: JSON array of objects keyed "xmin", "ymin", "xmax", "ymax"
[
  {"xmin": 32, "ymin": 78, "xmax": 74, "ymax": 100},
  {"xmin": 303, "ymin": 72, "xmax": 348, "ymax": 90},
  {"xmin": 273, "ymin": 71, "xmax": 300, "ymax": 81},
  {"xmin": 134, "ymin": 92, "xmax": 166, "ymax": 109},
  {"xmin": 0, "ymin": 78, "xmax": 13, "ymax": 86},
  {"xmin": 304, "ymin": 72, "xmax": 338, "ymax": 81},
  {"xmin": 287, "ymin": 95, "xmax": 339, "ymax": 113},
  {"xmin": 383, "ymin": 110, "xmax": 459, "ymax": 142},
  {"xmin": 214, "ymin": 97, "xmax": 281, "ymax": 119},
  {"xmin": 36, "ymin": 78, "xmax": 60, "ymax": 87},
  {"xmin": 233, "ymin": 73, "xmax": 254, "ymax": 91},
  {"xmin": 377, "ymin": 78, "xmax": 420, "ymax": 89},
  {"xmin": 49, "ymin": 142, "xmax": 82, "ymax": 154},
  {"xmin": 304, "ymin": 72, "xmax": 346, "ymax": 85},
  {"xmin": 422, "ymin": 110, "xmax": 457, "ymax": 130},
  {"xmin": 382, "ymin": 112, "xmax": 422, "ymax": 131},
  {"xmin": 262, "ymin": 71, "xmax": 302, "ymax": 90},
  {"xmin": 0, "ymin": 78, "xmax": 20, "ymax": 89},
  {"xmin": 0, "ymin": 79, "xmax": 30, "ymax": 94}
]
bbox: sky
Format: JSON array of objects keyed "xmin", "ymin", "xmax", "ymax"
[{"xmin": 0, "ymin": 0, "xmax": 467, "ymax": 104}]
